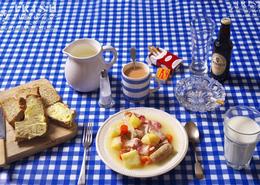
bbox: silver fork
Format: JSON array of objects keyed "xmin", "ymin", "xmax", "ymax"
[{"xmin": 77, "ymin": 123, "xmax": 93, "ymax": 185}]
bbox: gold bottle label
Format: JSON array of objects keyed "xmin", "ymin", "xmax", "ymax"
[{"xmin": 211, "ymin": 53, "xmax": 226, "ymax": 75}]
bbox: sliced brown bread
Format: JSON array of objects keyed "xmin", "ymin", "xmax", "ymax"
[
  {"xmin": 0, "ymin": 82, "xmax": 61, "ymax": 128},
  {"xmin": 46, "ymin": 102, "xmax": 75, "ymax": 129},
  {"xmin": 15, "ymin": 121, "xmax": 47, "ymax": 142},
  {"xmin": 39, "ymin": 84, "xmax": 61, "ymax": 106},
  {"xmin": 14, "ymin": 87, "xmax": 39, "ymax": 99},
  {"xmin": 23, "ymin": 95, "xmax": 45, "ymax": 119},
  {"xmin": 1, "ymin": 97, "xmax": 26, "ymax": 127},
  {"xmin": 0, "ymin": 87, "xmax": 39, "ymax": 127},
  {"xmin": 15, "ymin": 95, "xmax": 47, "ymax": 142}
]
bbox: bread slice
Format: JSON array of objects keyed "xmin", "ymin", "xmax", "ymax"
[
  {"xmin": 15, "ymin": 121, "xmax": 47, "ymax": 142},
  {"xmin": 0, "ymin": 82, "xmax": 61, "ymax": 128},
  {"xmin": 39, "ymin": 84, "xmax": 61, "ymax": 106},
  {"xmin": 14, "ymin": 87, "xmax": 39, "ymax": 99},
  {"xmin": 0, "ymin": 87, "xmax": 39, "ymax": 128},
  {"xmin": 15, "ymin": 95, "xmax": 47, "ymax": 142},
  {"xmin": 1, "ymin": 97, "xmax": 26, "ymax": 127},
  {"xmin": 46, "ymin": 102, "xmax": 75, "ymax": 128}
]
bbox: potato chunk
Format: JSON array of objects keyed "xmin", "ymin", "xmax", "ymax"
[
  {"xmin": 111, "ymin": 136, "xmax": 122, "ymax": 150},
  {"xmin": 121, "ymin": 150, "xmax": 141, "ymax": 168},
  {"xmin": 129, "ymin": 114, "xmax": 142, "ymax": 128},
  {"xmin": 111, "ymin": 128, "xmax": 120, "ymax": 138},
  {"xmin": 141, "ymin": 132, "xmax": 160, "ymax": 146}
]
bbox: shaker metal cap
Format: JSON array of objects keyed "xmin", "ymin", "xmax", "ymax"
[
  {"xmin": 101, "ymin": 69, "xmax": 107, "ymax": 78},
  {"xmin": 221, "ymin": 18, "xmax": 231, "ymax": 25}
]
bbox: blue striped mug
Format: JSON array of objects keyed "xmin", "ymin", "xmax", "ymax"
[{"xmin": 122, "ymin": 62, "xmax": 161, "ymax": 101}]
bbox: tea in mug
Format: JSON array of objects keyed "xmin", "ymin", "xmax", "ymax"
[{"xmin": 124, "ymin": 66, "xmax": 148, "ymax": 78}]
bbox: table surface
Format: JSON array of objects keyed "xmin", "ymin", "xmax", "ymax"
[{"xmin": 0, "ymin": 0, "xmax": 259, "ymax": 185}]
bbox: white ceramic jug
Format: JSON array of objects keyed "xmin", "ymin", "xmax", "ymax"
[{"xmin": 63, "ymin": 38, "xmax": 117, "ymax": 92}]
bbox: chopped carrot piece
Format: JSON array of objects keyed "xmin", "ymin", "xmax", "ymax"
[
  {"xmin": 166, "ymin": 134, "xmax": 173, "ymax": 143},
  {"xmin": 140, "ymin": 156, "xmax": 152, "ymax": 165},
  {"xmin": 120, "ymin": 124, "xmax": 128, "ymax": 135}
]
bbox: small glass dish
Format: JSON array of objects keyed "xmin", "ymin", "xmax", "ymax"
[{"xmin": 175, "ymin": 76, "xmax": 225, "ymax": 112}]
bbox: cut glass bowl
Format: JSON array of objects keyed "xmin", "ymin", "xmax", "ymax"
[{"xmin": 175, "ymin": 76, "xmax": 225, "ymax": 112}]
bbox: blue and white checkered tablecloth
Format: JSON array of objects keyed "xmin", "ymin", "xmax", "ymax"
[{"xmin": 0, "ymin": 0, "xmax": 259, "ymax": 184}]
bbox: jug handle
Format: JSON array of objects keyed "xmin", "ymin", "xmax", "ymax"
[{"xmin": 102, "ymin": 45, "xmax": 118, "ymax": 69}]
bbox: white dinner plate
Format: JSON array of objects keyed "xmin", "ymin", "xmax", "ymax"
[{"xmin": 96, "ymin": 107, "xmax": 189, "ymax": 178}]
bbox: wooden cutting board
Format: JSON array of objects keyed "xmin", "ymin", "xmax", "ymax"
[{"xmin": 0, "ymin": 79, "xmax": 78, "ymax": 167}]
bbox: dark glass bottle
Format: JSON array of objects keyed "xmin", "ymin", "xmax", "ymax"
[{"xmin": 211, "ymin": 18, "xmax": 233, "ymax": 82}]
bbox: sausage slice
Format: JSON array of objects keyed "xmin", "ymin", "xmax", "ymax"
[{"xmin": 150, "ymin": 143, "xmax": 173, "ymax": 162}]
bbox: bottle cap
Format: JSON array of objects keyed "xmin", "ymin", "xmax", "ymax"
[{"xmin": 221, "ymin": 18, "xmax": 231, "ymax": 25}]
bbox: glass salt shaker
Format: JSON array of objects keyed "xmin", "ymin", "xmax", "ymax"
[{"xmin": 98, "ymin": 69, "xmax": 115, "ymax": 108}]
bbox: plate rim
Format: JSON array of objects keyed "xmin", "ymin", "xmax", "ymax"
[{"xmin": 95, "ymin": 107, "xmax": 189, "ymax": 178}]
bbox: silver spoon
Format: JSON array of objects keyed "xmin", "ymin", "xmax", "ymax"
[
  {"xmin": 185, "ymin": 121, "xmax": 204, "ymax": 179},
  {"xmin": 130, "ymin": 47, "xmax": 136, "ymax": 70}
]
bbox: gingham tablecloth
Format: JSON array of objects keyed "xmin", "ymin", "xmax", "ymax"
[{"xmin": 0, "ymin": 0, "xmax": 259, "ymax": 184}]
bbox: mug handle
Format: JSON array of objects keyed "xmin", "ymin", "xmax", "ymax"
[
  {"xmin": 149, "ymin": 74, "xmax": 161, "ymax": 94},
  {"xmin": 102, "ymin": 45, "xmax": 118, "ymax": 69}
]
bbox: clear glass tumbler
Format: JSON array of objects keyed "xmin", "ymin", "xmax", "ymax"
[
  {"xmin": 190, "ymin": 17, "xmax": 215, "ymax": 75},
  {"xmin": 224, "ymin": 106, "xmax": 260, "ymax": 170}
]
